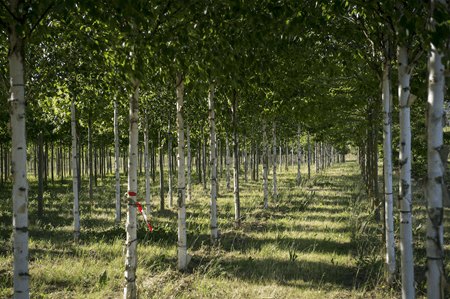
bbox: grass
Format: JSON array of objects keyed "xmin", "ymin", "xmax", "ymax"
[{"xmin": 0, "ymin": 158, "xmax": 447, "ymax": 298}]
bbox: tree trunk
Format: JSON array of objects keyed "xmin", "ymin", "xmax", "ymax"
[
  {"xmin": 397, "ymin": 44, "xmax": 415, "ymax": 298},
  {"xmin": 226, "ymin": 136, "xmax": 230, "ymax": 189},
  {"xmin": 144, "ymin": 111, "xmax": 151, "ymax": 214},
  {"xmin": 168, "ymin": 117, "xmax": 173, "ymax": 207},
  {"xmin": 244, "ymin": 136, "xmax": 248, "ymax": 182},
  {"xmin": 187, "ymin": 124, "xmax": 192, "ymax": 201},
  {"xmin": 232, "ymin": 90, "xmax": 240, "ymax": 226},
  {"xmin": 44, "ymin": 142, "xmax": 48, "ymax": 187},
  {"xmin": 297, "ymin": 124, "xmax": 301, "ymax": 186},
  {"xmin": 202, "ymin": 125, "xmax": 207, "ymax": 190},
  {"xmin": 256, "ymin": 141, "xmax": 259, "ymax": 181},
  {"xmin": 71, "ymin": 99, "xmax": 80, "ymax": 241},
  {"xmin": 124, "ymin": 79, "xmax": 139, "ymax": 298},
  {"xmin": 88, "ymin": 114, "xmax": 93, "ymax": 213},
  {"xmin": 382, "ymin": 47, "xmax": 396, "ymax": 283},
  {"xmin": 38, "ymin": 133, "xmax": 44, "ymax": 218},
  {"xmin": 159, "ymin": 131, "xmax": 164, "ymax": 211},
  {"xmin": 94, "ymin": 144, "xmax": 98, "ymax": 187},
  {"xmin": 208, "ymin": 84, "xmax": 218, "ymax": 243},
  {"xmin": 197, "ymin": 141, "xmax": 201, "ymax": 184},
  {"xmin": 176, "ymin": 73, "xmax": 188, "ymax": 269},
  {"xmin": 307, "ymin": 132, "xmax": 311, "ymax": 180},
  {"xmin": 9, "ymin": 4, "xmax": 29, "ymax": 293},
  {"xmin": 272, "ymin": 120, "xmax": 278, "ymax": 202},
  {"xmin": 114, "ymin": 99, "xmax": 121, "ymax": 223},
  {"xmin": 51, "ymin": 142, "xmax": 54, "ymax": 184},
  {"xmin": 262, "ymin": 119, "xmax": 268, "ymax": 208},
  {"xmin": 285, "ymin": 141, "xmax": 288, "ymax": 172},
  {"xmin": 426, "ymin": 2, "xmax": 447, "ymax": 296}
]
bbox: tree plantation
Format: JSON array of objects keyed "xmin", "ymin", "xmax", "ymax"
[{"xmin": 1, "ymin": 0, "xmax": 450, "ymax": 298}]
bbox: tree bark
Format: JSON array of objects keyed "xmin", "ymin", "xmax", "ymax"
[
  {"xmin": 397, "ymin": 44, "xmax": 415, "ymax": 298},
  {"xmin": 124, "ymin": 79, "xmax": 139, "ymax": 298},
  {"xmin": 9, "ymin": 1, "xmax": 29, "ymax": 293},
  {"xmin": 208, "ymin": 84, "xmax": 218, "ymax": 243},
  {"xmin": 38, "ymin": 133, "xmax": 44, "ymax": 218},
  {"xmin": 88, "ymin": 114, "xmax": 93, "ymax": 214},
  {"xmin": 232, "ymin": 90, "xmax": 240, "ymax": 226},
  {"xmin": 159, "ymin": 131, "xmax": 164, "ymax": 211},
  {"xmin": 307, "ymin": 132, "xmax": 311, "ymax": 180},
  {"xmin": 382, "ymin": 46, "xmax": 396, "ymax": 283},
  {"xmin": 71, "ymin": 100, "xmax": 80, "ymax": 241},
  {"xmin": 226, "ymin": 136, "xmax": 230, "ymax": 189},
  {"xmin": 168, "ymin": 117, "xmax": 173, "ymax": 208},
  {"xmin": 262, "ymin": 119, "xmax": 268, "ymax": 208},
  {"xmin": 272, "ymin": 120, "xmax": 278, "ymax": 202},
  {"xmin": 297, "ymin": 124, "xmax": 301, "ymax": 186},
  {"xmin": 114, "ymin": 99, "xmax": 121, "ymax": 223},
  {"xmin": 244, "ymin": 136, "xmax": 248, "ymax": 182},
  {"xmin": 426, "ymin": 2, "xmax": 447, "ymax": 296},
  {"xmin": 187, "ymin": 123, "xmax": 192, "ymax": 201},
  {"xmin": 144, "ymin": 111, "xmax": 151, "ymax": 214},
  {"xmin": 176, "ymin": 73, "xmax": 188, "ymax": 269},
  {"xmin": 202, "ymin": 125, "xmax": 207, "ymax": 190}
]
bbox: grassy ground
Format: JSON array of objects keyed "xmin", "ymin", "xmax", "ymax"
[{"xmin": 0, "ymin": 158, "xmax": 448, "ymax": 298}]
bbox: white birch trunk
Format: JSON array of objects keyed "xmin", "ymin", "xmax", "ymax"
[
  {"xmin": 71, "ymin": 100, "xmax": 80, "ymax": 241},
  {"xmin": 232, "ymin": 91, "xmax": 240, "ymax": 225},
  {"xmin": 202, "ymin": 129, "xmax": 206, "ymax": 190},
  {"xmin": 426, "ymin": 2, "xmax": 447, "ymax": 296},
  {"xmin": 176, "ymin": 73, "xmax": 188, "ymax": 269},
  {"xmin": 115, "ymin": 99, "xmax": 121, "ymax": 223},
  {"xmin": 307, "ymin": 132, "xmax": 311, "ymax": 179},
  {"xmin": 9, "ymin": 2, "xmax": 29, "ymax": 294},
  {"xmin": 397, "ymin": 44, "xmax": 415, "ymax": 298},
  {"xmin": 273, "ymin": 120, "xmax": 278, "ymax": 202},
  {"xmin": 279, "ymin": 145, "xmax": 281, "ymax": 173},
  {"xmin": 226, "ymin": 136, "xmax": 230, "ymax": 189},
  {"xmin": 291, "ymin": 145, "xmax": 294, "ymax": 170},
  {"xmin": 208, "ymin": 84, "xmax": 218, "ymax": 243},
  {"xmin": 297, "ymin": 124, "xmax": 301, "ymax": 186},
  {"xmin": 186, "ymin": 123, "xmax": 191, "ymax": 201},
  {"xmin": 262, "ymin": 120, "xmax": 268, "ymax": 208},
  {"xmin": 124, "ymin": 79, "xmax": 139, "ymax": 299},
  {"xmin": 168, "ymin": 118, "xmax": 173, "ymax": 208},
  {"xmin": 244, "ymin": 137, "xmax": 248, "ymax": 182},
  {"xmin": 144, "ymin": 112, "xmax": 151, "ymax": 213},
  {"xmin": 382, "ymin": 50, "xmax": 396, "ymax": 282}
]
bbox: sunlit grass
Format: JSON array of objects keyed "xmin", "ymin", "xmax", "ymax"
[{"xmin": 1, "ymin": 157, "xmax": 438, "ymax": 298}]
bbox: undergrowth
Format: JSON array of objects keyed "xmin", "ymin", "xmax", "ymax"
[{"xmin": 0, "ymin": 159, "xmax": 443, "ymax": 298}]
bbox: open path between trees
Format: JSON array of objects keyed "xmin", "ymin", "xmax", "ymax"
[{"xmin": 0, "ymin": 159, "xmax": 439, "ymax": 298}]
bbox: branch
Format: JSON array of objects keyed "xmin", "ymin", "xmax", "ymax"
[
  {"xmin": 25, "ymin": 4, "xmax": 53, "ymax": 39},
  {"xmin": 0, "ymin": 0, "xmax": 21, "ymax": 22}
]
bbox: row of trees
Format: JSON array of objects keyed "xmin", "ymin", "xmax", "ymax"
[{"xmin": 2, "ymin": 0, "xmax": 450, "ymax": 298}]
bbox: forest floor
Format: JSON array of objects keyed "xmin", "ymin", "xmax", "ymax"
[{"xmin": 0, "ymin": 159, "xmax": 449, "ymax": 298}]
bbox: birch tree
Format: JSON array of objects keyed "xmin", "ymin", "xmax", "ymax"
[
  {"xmin": 144, "ymin": 111, "xmax": 151, "ymax": 213},
  {"xmin": 175, "ymin": 73, "xmax": 188, "ymax": 270},
  {"xmin": 186, "ymin": 123, "xmax": 192, "ymax": 201},
  {"xmin": 272, "ymin": 120, "xmax": 278, "ymax": 202},
  {"xmin": 231, "ymin": 89, "xmax": 240, "ymax": 226},
  {"xmin": 71, "ymin": 99, "xmax": 80, "ymax": 241},
  {"xmin": 114, "ymin": 98, "xmax": 121, "ymax": 222},
  {"xmin": 124, "ymin": 78, "xmax": 139, "ymax": 298},
  {"xmin": 297, "ymin": 123, "xmax": 301, "ymax": 186},
  {"xmin": 425, "ymin": 0, "xmax": 448, "ymax": 296},
  {"xmin": 208, "ymin": 84, "xmax": 218, "ymax": 243},
  {"xmin": 381, "ymin": 42, "xmax": 395, "ymax": 283},
  {"xmin": 262, "ymin": 119, "xmax": 268, "ymax": 208}
]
